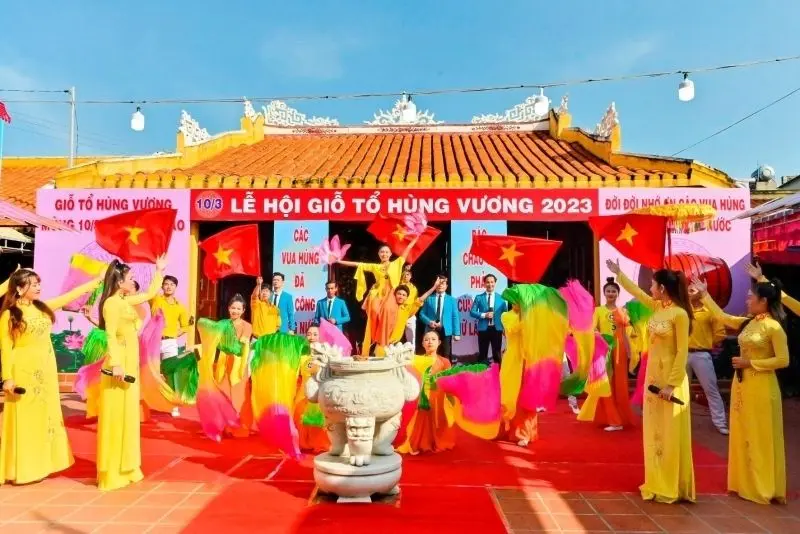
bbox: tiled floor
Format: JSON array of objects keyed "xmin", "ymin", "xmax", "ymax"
[{"xmin": 492, "ymin": 489, "xmax": 800, "ymax": 533}]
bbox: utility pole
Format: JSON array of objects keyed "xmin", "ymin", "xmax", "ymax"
[{"xmin": 68, "ymin": 86, "xmax": 76, "ymax": 167}]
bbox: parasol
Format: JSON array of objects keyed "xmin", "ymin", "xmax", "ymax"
[{"xmin": 631, "ymin": 203, "xmax": 716, "ymax": 259}]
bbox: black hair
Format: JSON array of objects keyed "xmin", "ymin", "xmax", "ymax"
[
  {"xmin": 652, "ymin": 269, "xmax": 694, "ymax": 330},
  {"xmin": 753, "ymin": 278, "xmax": 786, "ymax": 322},
  {"xmin": 228, "ymin": 293, "xmax": 246, "ymax": 308},
  {"xmin": 438, "ymin": 274, "xmax": 449, "ymax": 282},
  {"xmin": 272, "ymin": 272, "xmax": 285, "ymax": 281},
  {"xmin": 98, "ymin": 260, "xmax": 131, "ymax": 330},
  {"xmin": 483, "ymin": 274, "xmax": 497, "ymax": 283},
  {"xmin": 133, "ymin": 281, "xmax": 141, "ymax": 292},
  {"xmin": 1, "ymin": 269, "xmax": 56, "ymax": 339},
  {"xmin": 603, "ymin": 277, "xmax": 620, "ymax": 292},
  {"xmin": 325, "ymin": 280, "xmax": 337, "ymax": 288},
  {"xmin": 395, "ymin": 284, "xmax": 410, "ymax": 296},
  {"xmin": 163, "ymin": 275, "xmax": 178, "ymax": 285},
  {"xmin": 422, "ymin": 329, "xmax": 443, "ymax": 355}
]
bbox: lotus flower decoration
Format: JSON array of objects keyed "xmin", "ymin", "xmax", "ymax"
[
  {"xmin": 316, "ymin": 235, "xmax": 351, "ymax": 266},
  {"xmin": 403, "ymin": 211, "xmax": 428, "ymax": 236},
  {"xmin": 64, "ymin": 332, "xmax": 85, "ymax": 351}
]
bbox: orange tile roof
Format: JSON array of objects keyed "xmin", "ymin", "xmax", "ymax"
[
  {"xmin": 0, "ymin": 158, "xmax": 100, "ymax": 226},
  {"xmin": 184, "ymin": 131, "xmax": 648, "ymax": 184}
]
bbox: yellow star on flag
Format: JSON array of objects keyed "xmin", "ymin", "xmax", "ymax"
[
  {"xmin": 499, "ymin": 243, "xmax": 523, "ymax": 266},
  {"xmin": 616, "ymin": 223, "xmax": 638, "ymax": 246},
  {"xmin": 125, "ymin": 226, "xmax": 146, "ymax": 244},
  {"xmin": 213, "ymin": 245, "xmax": 233, "ymax": 266},
  {"xmin": 392, "ymin": 224, "xmax": 407, "ymax": 241}
]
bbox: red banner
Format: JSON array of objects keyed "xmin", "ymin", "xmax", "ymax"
[{"xmin": 190, "ymin": 189, "xmax": 598, "ymax": 222}]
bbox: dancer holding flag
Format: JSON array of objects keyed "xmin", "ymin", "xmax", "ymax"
[{"xmin": 335, "ymin": 215, "xmax": 434, "ymax": 356}]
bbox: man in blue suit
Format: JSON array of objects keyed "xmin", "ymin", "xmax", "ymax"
[
  {"xmin": 314, "ymin": 281, "xmax": 350, "ymax": 332},
  {"xmin": 469, "ymin": 274, "xmax": 507, "ymax": 365},
  {"xmin": 420, "ymin": 275, "xmax": 460, "ymax": 362},
  {"xmin": 271, "ymin": 272, "xmax": 296, "ymax": 333}
]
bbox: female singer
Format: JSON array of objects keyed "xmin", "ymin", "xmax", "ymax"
[
  {"xmin": 692, "ymin": 274, "xmax": 789, "ymax": 504},
  {"xmin": 96, "ymin": 256, "xmax": 166, "ymax": 491},
  {"xmin": 606, "ymin": 259, "xmax": 695, "ymax": 503},
  {"xmin": 397, "ymin": 330, "xmax": 456, "ymax": 454},
  {"xmin": 335, "ymin": 237, "xmax": 418, "ymax": 356},
  {"xmin": 0, "ymin": 269, "xmax": 101, "ymax": 485},
  {"xmin": 586, "ymin": 277, "xmax": 636, "ymax": 431}
]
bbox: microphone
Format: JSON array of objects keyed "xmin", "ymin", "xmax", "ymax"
[
  {"xmin": 735, "ymin": 368, "xmax": 743, "ymax": 382},
  {"xmin": 647, "ymin": 384, "xmax": 684, "ymax": 405},
  {"xmin": 13, "ymin": 387, "xmax": 25, "ymax": 395},
  {"xmin": 101, "ymin": 369, "xmax": 136, "ymax": 383}
]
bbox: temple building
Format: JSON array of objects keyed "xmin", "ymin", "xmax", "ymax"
[{"xmin": 12, "ymin": 94, "xmax": 750, "ymax": 355}]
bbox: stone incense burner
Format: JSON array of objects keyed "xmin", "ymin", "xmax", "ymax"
[{"xmin": 305, "ymin": 342, "xmax": 420, "ymax": 503}]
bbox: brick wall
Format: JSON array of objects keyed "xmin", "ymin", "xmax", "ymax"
[{"xmin": 58, "ymin": 373, "xmax": 76, "ymax": 393}]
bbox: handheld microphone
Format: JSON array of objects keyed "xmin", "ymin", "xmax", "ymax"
[
  {"xmin": 13, "ymin": 387, "xmax": 25, "ymax": 395},
  {"xmin": 647, "ymin": 384, "xmax": 684, "ymax": 405},
  {"xmin": 735, "ymin": 369, "xmax": 743, "ymax": 382},
  {"xmin": 100, "ymin": 369, "xmax": 136, "ymax": 383}
]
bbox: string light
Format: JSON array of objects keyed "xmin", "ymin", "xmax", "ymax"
[
  {"xmin": 1, "ymin": 53, "xmax": 799, "ymax": 106},
  {"xmin": 678, "ymin": 73, "xmax": 695, "ymax": 102}
]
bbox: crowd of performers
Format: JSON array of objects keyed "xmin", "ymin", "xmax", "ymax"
[{"xmin": 0, "ymin": 241, "xmax": 792, "ymax": 506}]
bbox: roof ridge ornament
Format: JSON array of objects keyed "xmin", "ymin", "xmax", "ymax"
[
  {"xmin": 243, "ymin": 98, "xmax": 258, "ymax": 123},
  {"xmin": 556, "ymin": 94, "xmax": 569, "ymax": 115},
  {"xmin": 179, "ymin": 110, "xmax": 211, "ymax": 145},
  {"xmin": 594, "ymin": 102, "xmax": 619, "ymax": 139},
  {"xmin": 471, "ymin": 93, "xmax": 552, "ymax": 124},
  {"xmin": 262, "ymin": 100, "xmax": 339, "ymax": 127},
  {"xmin": 366, "ymin": 93, "xmax": 442, "ymax": 125}
]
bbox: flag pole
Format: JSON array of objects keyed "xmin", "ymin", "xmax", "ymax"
[{"xmin": 0, "ymin": 119, "xmax": 5, "ymax": 184}]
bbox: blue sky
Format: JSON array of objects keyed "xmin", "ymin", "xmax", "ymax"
[{"xmin": 1, "ymin": 0, "xmax": 799, "ymax": 179}]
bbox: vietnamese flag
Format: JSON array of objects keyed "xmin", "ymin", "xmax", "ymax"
[
  {"xmin": 200, "ymin": 224, "xmax": 261, "ymax": 280},
  {"xmin": 588, "ymin": 214, "xmax": 667, "ymax": 269},
  {"xmin": 95, "ymin": 208, "xmax": 176, "ymax": 263},
  {"xmin": 470, "ymin": 235, "xmax": 562, "ymax": 283},
  {"xmin": 367, "ymin": 215, "xmax": 440, "ymax": 263}
]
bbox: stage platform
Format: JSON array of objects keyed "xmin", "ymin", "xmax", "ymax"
[{"xmin": 0, "ymin": 394, "xmax": 797, "ymax": 533}]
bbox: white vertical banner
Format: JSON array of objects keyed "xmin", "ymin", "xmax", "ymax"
[
  {"xmin": 450, "ymin": 221, "xmax": 508, "ymax": 358},
  {"xmin": 273, "ymin": 221, "xmax": 329, "ymax": 335}
]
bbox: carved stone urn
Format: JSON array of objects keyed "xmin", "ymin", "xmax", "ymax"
[{"xmin": 305, "ymin": 342, "xmax": 420, "ymax": 503}]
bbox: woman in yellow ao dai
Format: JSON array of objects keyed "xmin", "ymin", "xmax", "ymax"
[
  {"xmin": 1, "ymin": 269, "xmax": 101, "ymax": 485},
  {"xmin": 697, "ymin": 265, "xmax": 790, "ymax": 504},
  {"xmin": 607, "ymin": 260, "xmax": 695, "ymax": 503},
  {"xmin": 96, "ymin": 257, "xmax": 166, "ymax": 491}
]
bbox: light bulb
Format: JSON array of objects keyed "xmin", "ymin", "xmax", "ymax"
[
  {"xmin": 678, "ymin": 73, "xmax": 695, "ymax": 102},
  {"xmin": 533, "ymin": 88, "xmax": 549, "ymax": 116},
  {"xmin": 131, "ymin": 106, "xmax": 145, "ymax": 131}
]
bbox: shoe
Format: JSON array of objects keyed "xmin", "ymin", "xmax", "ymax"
[
  {"xmin": 717, "ymin": 427, "xmax": 729, "ymax": 436},
  {"xmin": 604, "ymin": 425, "xmax": 623, "ymax": 432},
  {"xmin": 568, "ymin": 397, "xmax": 580, "ymax": 415},
  {"xmin": 536, "ymin": 407, "xmax": 546, "ymax": 413},
  {"xmin": 171, "ymin": 407, "xmax": 181, "ymax": 418},
  {"xmin": 517, "ymin": 439, "xmax": 529, "ymax": 447}
]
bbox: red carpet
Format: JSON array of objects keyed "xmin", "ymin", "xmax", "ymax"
[{"xmin": 58, "ymin": 402, "xmax": 727, "ymax": 533}]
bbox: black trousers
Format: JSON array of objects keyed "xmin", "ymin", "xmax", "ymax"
[
  {"xmin": 437, "ymin": 331, "xmax": 453, "ymax": 360},
  {"xmin": 478, "ymin": 326, "xmax": 503, "ymax": 365}
]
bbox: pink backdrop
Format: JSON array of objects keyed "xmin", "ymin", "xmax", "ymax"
[
  {"xmin": 597, "ymin": 188, "xmax": 751, "ymax": 314},
  {"xmin": 34, "ymin": 189, "xmax": 191, "ymax": 333}
]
